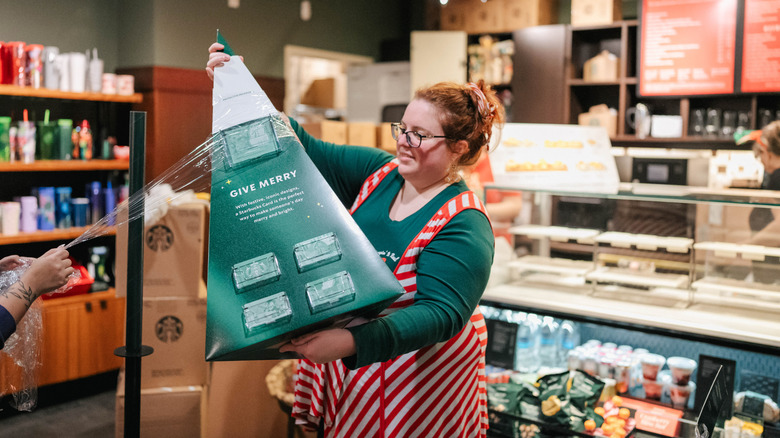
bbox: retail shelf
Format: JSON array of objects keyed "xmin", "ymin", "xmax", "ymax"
[
  {"xmin": 586, "ymin": 267, "xmax": 690, "ymax": 289},
  {"xmin": 570, "ymin": 20, "xmax": 638, "ymax": 31},
  {"xmin": 609, "ymin": 135, "xmax": 742, "ymax": 149},
  {"xmin": 40, "ymin": 288, "xmax": 118, "ymax": 307},
  {"xmin": 0, "ymin": 226, "xmax": 115, "ymax": 246},
  {"xmin": 509, "ymin": 255, "xmax": 593, "ymax": 276},
  {"xmin": 508, "ymin": 224, "xmax": 600, "ymax": 244},
  {"xmin": 482, "ymin": 283, "xmax": 780, "ymax": 352},
  {"xmin": 694, "ymin": 241, "xmax": 780, "ymax": 260},
  {"xmin": 0, "ymin": 160, "xmax": 129, "ymax": 172},
  {"xmin": 693, "ymin": 277, "xmax": 780, "ymax": 299},
  {"xmin": 0, "ymin": 84, "xmax": 142, "ymax": 103},
  {"xmin": 567, "ymin": 79, "xmax": 621, "ymax": 86},
  {"xmin": 692, "ymin": 285, "xmax": 780, "ymax": 313},
  {"xmin": 595, "ymin": 232, "xmax": 692, "ymax": 253}
]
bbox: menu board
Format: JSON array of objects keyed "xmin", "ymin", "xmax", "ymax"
[
  {"xmin": 740, "ymin": 0, "xmax": 780, "ymax": 92},
  {"xmin": 640, "ymin": 0, "xmax": 738, "ymax": 96}
]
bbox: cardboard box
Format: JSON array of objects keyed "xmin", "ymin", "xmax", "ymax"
[
  {"xmin": 571, "ymin": 0, "xmax": 622, "ymax": 26},
  {"xmin": 116, "ymin": 370, "xmax": 205, "ymax": 438},
  {"xmin": 205, "ymin": 361, "xmax": 293, "ymax": 437},
  {"xmin": 377, "ymin": 123, "xmax": 397, "ymax": 154},
  {"xmin": 141, "ymin": 297, "xmax": 208, "ymax": 389},
  {"xmin": 300, "ymin": 78, "xmax": 335, "ymax": 109},
  {"xmin": 347, "ymin": 122, "xmax": 377, "ymax": 147},
  {"xmin": 320, "ymin": 120, "xmax": 348, "ymax": 144},
  {"xmin": 583, "ymin": 50, "xmax": 619, "ymax": 82},
  {"xmin": 464, "ymin": 0, "xmax": 503, "ymax": 34},
  {"xmin": 440, "ymin": 0, "xmax": 469, "ymax": 31},
  {"xmin": 116, "ymin": 203, "xmax": 208, "ymax": 298},
  {"xmin": 503, "ymin": 0, "xmax": 558, "ymax": 30},
  {"xmin": 578, "ymin": 104, "xmax": 618, "ymax": 137}
]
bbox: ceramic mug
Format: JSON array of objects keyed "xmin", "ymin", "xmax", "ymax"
[{"xmin": 626, "ymin": 103, "xmax": 652, "ymax": 139}]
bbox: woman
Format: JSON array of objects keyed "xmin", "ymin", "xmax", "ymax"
[
  {"xmin": 208, "ymin": 43, "xmax": 503, "ymax": 437},
  {"xmin": 0, "ymin": 247, "xmax": 74, "ymax": 349},
  {"xmin": 740, "ymin": 121, "xmax": 780, "ymax": 282}
]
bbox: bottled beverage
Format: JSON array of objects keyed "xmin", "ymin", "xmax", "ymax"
[
  {"xmin": 514, "ymin": 313, "xmax": 539, "ymax": 373},
  {"xmin": 558, "ymin": 319, "xmax": 580, "ymax": 365},
  {"xmin": 538, "ymin": 316, "xmax": 560, "ymax": 368}
]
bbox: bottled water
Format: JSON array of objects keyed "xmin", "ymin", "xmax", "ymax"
[
  {"xmin": 538, "ymin": 316, "xmax": 560, "ymax": 368},
  {"xmin": 558, "ymin": 319, "xmax": 580, "ymax": 365},
  {"xmin": 514, "ymin": 313, "xmax": 540, "ymax": 373}
]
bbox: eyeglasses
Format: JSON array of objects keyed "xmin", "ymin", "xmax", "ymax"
[{"xmin": 390, "ymin": 123, "xmax": 449, "ymax": 148}]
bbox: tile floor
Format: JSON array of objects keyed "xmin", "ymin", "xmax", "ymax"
[{"xmin": 0, "ymin": 371, "xmax": 117, "ymax": 437}]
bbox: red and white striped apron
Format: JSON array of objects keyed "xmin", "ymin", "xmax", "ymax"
[{"xmin": 293, "ymin": 161, "xmax": 490, "ymax": 438}]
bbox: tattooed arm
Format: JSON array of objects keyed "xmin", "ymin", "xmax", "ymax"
[{"xmin": 0, "ymin": 248, "xmax": 74, "ymax": 348}]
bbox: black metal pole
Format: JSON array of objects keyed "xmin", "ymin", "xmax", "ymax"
[{"xmin": 115, "ymin": 111, "xmax": 153, "ymax": 438}]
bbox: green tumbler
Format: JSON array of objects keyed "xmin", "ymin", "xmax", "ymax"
[
  {"xmin": 0, "ymin": 116, "xmax": 10, "ymax": 162},
  {"xmin": 36, "ymin": 121, "xmax": 58, "ymax": 160},
  {"xmin": 57, "ymin": 119, "xmax": 73, "ymax": 160}
]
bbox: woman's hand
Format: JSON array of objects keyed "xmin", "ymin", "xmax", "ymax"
[
  {"xmin": 279, "ymin": 328, "xmax": 357, "ymax": 364},
  {"xmin": 206, "ymin": 42, "xmax": 244, "ymax": 81},
  {"xmin": 20, "ymin": 248, "xmax": 75, "ymax": 299},
  {"xmin": 0, "ymin": 255, "xmax": 24, "ymax": 272}
]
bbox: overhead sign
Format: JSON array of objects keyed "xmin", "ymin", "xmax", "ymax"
[
  {"xmin": 740, "ymin": 0, "xmax": 780, "ymax": 93},
  {"xmin": 640, "ymin": 0, "xmax": 738, "ymax": 96}
]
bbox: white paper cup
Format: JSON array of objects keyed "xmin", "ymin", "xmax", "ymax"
[
  {"xmin": 57, "ymin": 53, "xmax": 71, "ymax": 91},
  {"xmin": 102, "ymin": 73, "xmax": 117, "ymax": 94},
  {"xmin": 88, "ymin": 58, "xmax": 103, "ymax": 92},
  {"xmin": 69, "ymin": 52, "xmax": 87, "ymax": 93},
  {"xmin": 1, "ymin": 202, "xmax": 21, "ymax": 236},
  {"xmin": 43, "ymin": 46, "xmax": 60, "ymax": 89},
  {"xmin": 117, "ymin": 74, "xmax": 134, "ymax": 95}
]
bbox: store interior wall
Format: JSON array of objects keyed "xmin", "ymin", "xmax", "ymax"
[{"xmin": 2, "ymin": 0, "xmax": 421, "ymax": 78}]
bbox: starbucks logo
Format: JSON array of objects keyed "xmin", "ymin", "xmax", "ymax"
[
  {"xmin": 146, "ymin": 225, "xmax": 174, "ymax": 251},
  {"xmin": 155, "ymin": 315, "xmax": 183, "ymax": 343}
]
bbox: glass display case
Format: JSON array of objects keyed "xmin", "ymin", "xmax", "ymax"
[{"xmin": 481, "ymin": 182, "xmax": 780, "ymax": 438}]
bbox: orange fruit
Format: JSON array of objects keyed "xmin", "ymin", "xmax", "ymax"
[
  {"xmin": 611, "ymin": 395, "xmax": 623, "ymax": 406},
  {"xmin": 618, "ymin": 408, "xmax": 630, "ymax": 420},
  {"xmin": 594, "ymin": 407, "xmax": 606, "ymax": 417},
  {"xmin": 602, "ymin": 424, "xmax": 616, "ymax": 435},
  {"xmin": 584, "ymin": 419, "xmax": 597, "ymax": 431},
  {"xmin": 606, "ymin": 416, "xmax": 619, "ymax": 424},
  {"xmin": 613, "ymin": 427, "xmax": 627, "ymax": 438}
]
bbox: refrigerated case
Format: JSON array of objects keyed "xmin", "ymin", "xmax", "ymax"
[{"xmin": 480, "ymin": 182, "xmax": 780, "ymax": 438}]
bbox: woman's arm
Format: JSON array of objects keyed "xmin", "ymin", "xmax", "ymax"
[
  {"xmin": 345, "ymin": 210, "xmax": 494, "ymax": 368},
  {"xmin": 749, "ymin": 208, "xmax": 780, "ymax": 247},
  {"xmin": 282, "ymin": 210, "xmax": 494, "ymax": 367},
  {"xmin": 288, "ymin": 118, "xmax": 393, "ymax": 207},
  {"xmin": 0, "ymin": 248, "xmax": 74, "ymax": 349}
]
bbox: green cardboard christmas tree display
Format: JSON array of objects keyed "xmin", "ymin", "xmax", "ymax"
[{"xmin": 206, "ymin": 33, "xmax": 403, "ymax": 361}]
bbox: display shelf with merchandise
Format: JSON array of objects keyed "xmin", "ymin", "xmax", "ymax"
[
  {"xmin": 564, "ymin": 20, "xmax": 780, "ymax": 149},
  {"xmin": 0, "ymin": 77, "xmax": 138, "ymax": 391},
  {"xmin": 485, "ymin": 182, "xmax": 780, "ymax": 354}
]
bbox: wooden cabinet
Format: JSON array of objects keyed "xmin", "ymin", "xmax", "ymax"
[{"xmin": 1, "ymin": 290, "xmax": 125, "ymax": 392}]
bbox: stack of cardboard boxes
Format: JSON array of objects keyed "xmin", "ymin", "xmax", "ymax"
[
  {"xmin": 115, "ymin": 201, "xmax": 295, "ymax": 437},
  {"xmin": 302, "ymin": 120, "xmax": 397, "ymax": 154},
  {"xmin": 115, "ymin": 202, "xmax": 209, "ymax": 437}
]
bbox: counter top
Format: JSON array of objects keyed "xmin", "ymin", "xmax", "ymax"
[{"xmin": 482, "ymin": 283, "xmax": 780, "ymax": 353}]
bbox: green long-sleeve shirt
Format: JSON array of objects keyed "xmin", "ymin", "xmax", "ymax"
[{"xmin": 290, "ymin": 118, "xmax": 494, "ymax": 369}]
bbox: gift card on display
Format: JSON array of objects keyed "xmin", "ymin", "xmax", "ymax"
[{"xmin": 206, "ymin": 32, "xmax": 403, "ymax": 361}]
